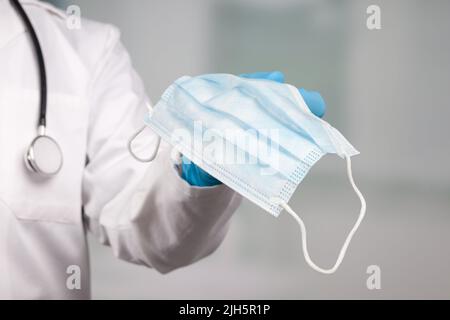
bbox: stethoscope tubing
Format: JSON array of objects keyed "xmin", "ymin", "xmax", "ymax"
[{"xmin": 10, "ymin": 0, "xmax": 47, "ymax": 128}]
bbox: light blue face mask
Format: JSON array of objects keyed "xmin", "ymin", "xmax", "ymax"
[{"xmin": 140, "ymin": 74, "xmax": 366, "ymax": 274}]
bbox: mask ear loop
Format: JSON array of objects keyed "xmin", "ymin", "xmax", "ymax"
[
  {"xmin": 128, "ymin": 125, "xmax": 161, "ymax": 162},
  {"xmin": 276, "ymin": 155, "xmax": 366, "ymax": 274}
]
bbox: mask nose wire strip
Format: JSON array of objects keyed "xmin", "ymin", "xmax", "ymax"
[
  {"xmin": 128, "ymin": 125, "xmax": 161, "ymax": 162},
  {"xmin": 279, "ymin": 155, "xmax": 366, "ymax": 274}
]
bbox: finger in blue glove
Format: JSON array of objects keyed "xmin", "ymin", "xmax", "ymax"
[
  {"xmin": 240, "ymin": 71, "xmax": 285, "ymax": 83},
  {"xmin": 181, "ymin": 156, "xmax": 221, "ymax": 187}
]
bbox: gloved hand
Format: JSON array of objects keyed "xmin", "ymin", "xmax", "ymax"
[{"xmin": 181, "ymin": 71, "xmax": 326, "ymax": 187}]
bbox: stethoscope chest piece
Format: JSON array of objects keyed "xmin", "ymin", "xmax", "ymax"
[{"xmin": 25, "ymin": 134, "xmax": 63, "ymax": 177}]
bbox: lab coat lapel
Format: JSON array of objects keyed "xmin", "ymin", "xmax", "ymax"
[{"xmin": 0, "ymin": 0, "xmax": 26, "ymax": 49}]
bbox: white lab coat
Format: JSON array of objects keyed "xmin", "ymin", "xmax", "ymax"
[{"xmin": 0, "ymin": 0, "xmax": 241, "ymax": 299}]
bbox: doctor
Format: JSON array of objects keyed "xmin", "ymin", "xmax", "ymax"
[{"xmin": 0, "ymin": 0, "xmax": 325, "ymax": 299}]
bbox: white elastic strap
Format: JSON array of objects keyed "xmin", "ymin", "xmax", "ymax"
[
  {"xmin": 128, "ymin": 125, "xmax": 161, "ymax": 162},
  {"xmin": 279, "ymin": 155, "xmax": 366, "ymax": 274}
]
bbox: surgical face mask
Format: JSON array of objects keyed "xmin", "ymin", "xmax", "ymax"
[{"xmin": 143, "ymin": 74, "xmax": 366, "ymax": 274}]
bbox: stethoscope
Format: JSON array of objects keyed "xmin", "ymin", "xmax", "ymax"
[
  {"xmin": 11, "ymin": 0, "xmax": 63, "ymax": 177},
  {"xmin": 11, "ymin": 0, "xmax": 157, "ymax": 178}
]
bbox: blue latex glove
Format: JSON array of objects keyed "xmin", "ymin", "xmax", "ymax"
[{"xmin": 181, "ymin": 71, "xmax": 326, "ymax": 186}]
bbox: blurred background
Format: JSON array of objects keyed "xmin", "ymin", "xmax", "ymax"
[{"xmin": 46, "ymin": 0, "xmax": 450, "ymax": 299}]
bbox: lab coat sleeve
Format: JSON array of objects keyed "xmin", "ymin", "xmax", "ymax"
[{"xmin": 82, "ymin": 26, "xmax": 242, "ymax": 273}]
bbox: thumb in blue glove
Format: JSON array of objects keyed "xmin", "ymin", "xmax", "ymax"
[{"xmin": 181, "ymin": 71, "xmax": 326, "ymax": 186}]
